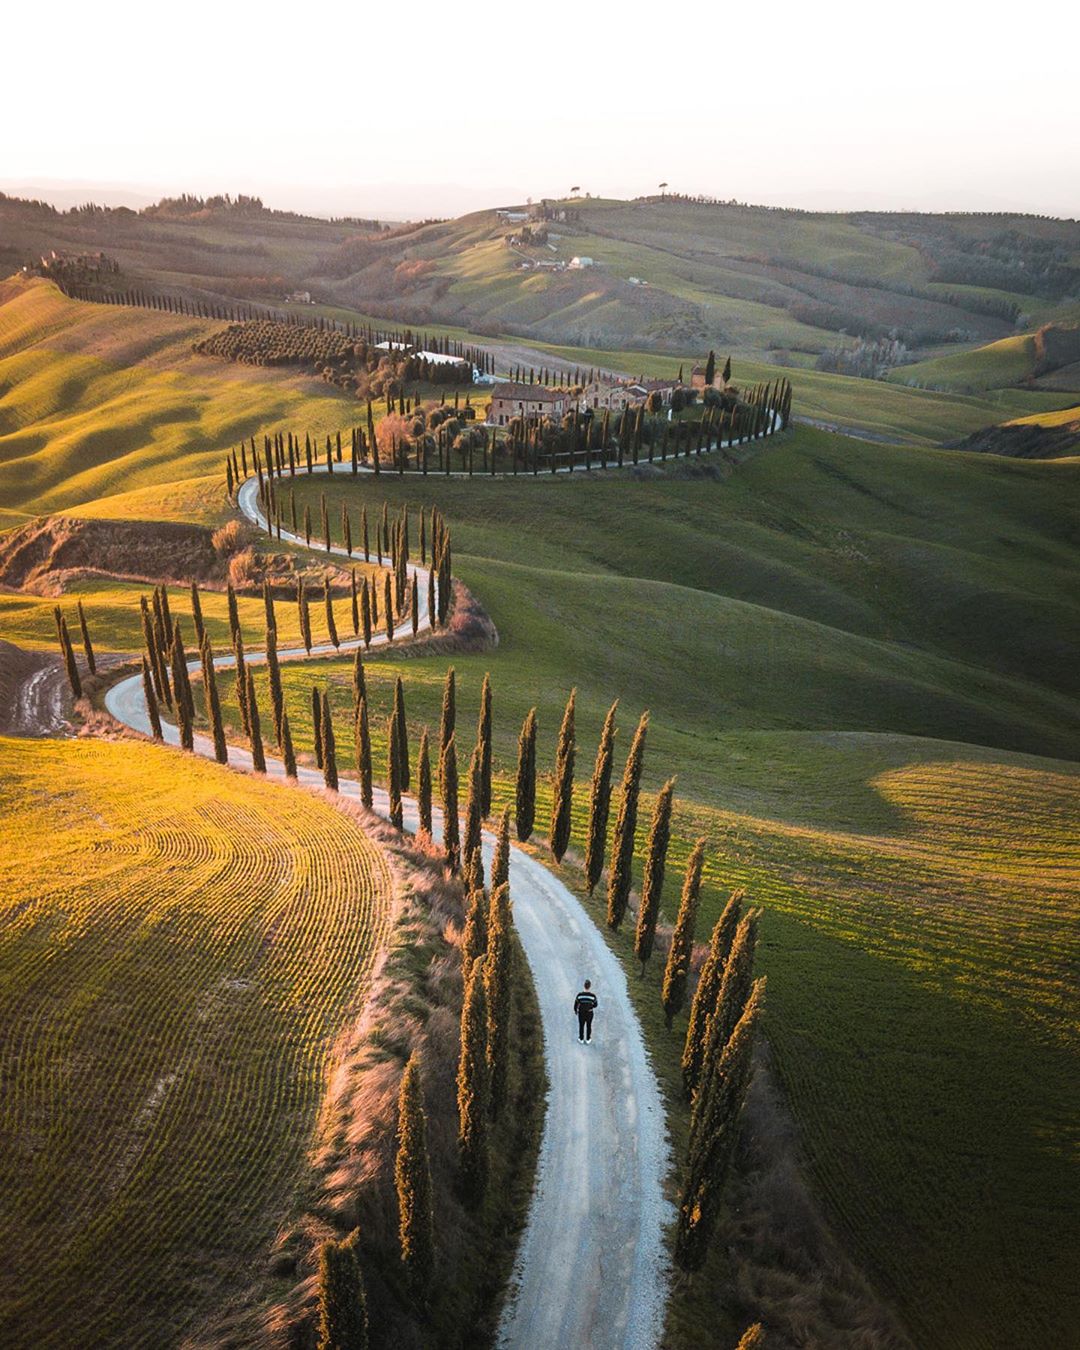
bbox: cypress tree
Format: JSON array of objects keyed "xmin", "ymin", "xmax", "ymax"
[
  {"xmin": 585, "ymin": 699, "xmax": 618, "ymax": 893},
  {"xmin": 190, "ymin": 581, "xmax": 206, "ymax": 645},
  {"xmin": 463, "ymin": 738, "xmax": 483, "ymax": 867},
  {"xmin": 607, "ymin": 711, "xmax": 649, "ymax": 930},
  {"xmin": 299, "ymin": 578, "xmax": 312, "ymax": 653},
  {"xmin": 170, "ymin": 623, "xmax": 195, "ymax": 750},
  {"xmin": 316, "ymin": 1229, "xmax": 368, "ymax": 1350},
  {"xmin": 361, "ymin": 504, "xmax": 369, "ymax": 560},
  {"xmin": 226, "ymin": 583, "xmax": 241, "ymax": 648},
  {"xmin": 361, "ymin": 580, "xmax": 372, "ymax": 648},
  {"xmin": 634, "ymin": 777, "xmax": 676, "ymax": 973},
  {"xmin": 675, "ymin": 979, "xmax": 764, "ymax": 1272},
  {"xmin": 355, "ymin": 696, "xmax": 373, "ymax": 809},
  {"xmin": 484, "ymin": 881, "xmax": 512, "ymax": 1118},
  {"xmin": 370, "ymin": 574, "xmax": 378, "ymax": 628},
  {"xmin": 410, "ymin": 573, "xmax": 419, "ymax": 636},
  {"xmin": 350, "ymin": 568, "xmax": 360, "ymax": 635},
  {"xmin": 139, "ymin": 596, "xmax": 163, "ymax": 702},
  {"xmin": 141, "ymin": 656, "xmax": 163, "ymax": 740},
  {"xmin": 661, "ymin": 837, "xmax": 706, "ymax": 1029},
  {"xmin": 261, "ymin": 579, "xmax": 274, "ymax": 635},
  {"xmin": 549, "ymin": 688, "xmax": 576, "ymax": 863},
  {"xmin": 457, "ymin": 955, "xmax": 489, "ymax": 1205},
  {"xmin": 681, "ymin": 890, "xmax": 745, "ymax": 1099},
  {"xmin": 200, "ymin": 637, "xmax": 228, "ymax": 764},
  {"xmin": 313, "ymin": 685, "xmax": 324, "ymax": 768},
  {"xmin": 417, "ymin": 728, "xmax": 433, "ymax": 836},
  {"xmin": 266, "ymin": 626, "xmax": 284, "ymax": 746},
  {"xmin": 393, "ymin": 675, "xmax": 410, "ymax": 789},
  {"xmin": 388, "ymin": 715, "xmax": 404, "ymax": 829},
  {"xmin": 352, "ymin": 648, "xmax": 366, "ymax": 715},
  {"xmin": 384, "ymin": 572, "xmax": 394, "ymax": 644},
  {"xmin": 439, "ymin": 667, "xmax": 456, "ymax": 763},
  {"xmin": 247, "ymin": 670, "xmax": 266, "ymax": 773},
  {"xmin": 441, "ymin": 734, "xmax": 460, "ymax": 871},
  {"xmin": 462, "ymin": 883, "xmax": 488, "ymax": 969},
  {"xmin": 395, "ymin": 1053, "xmax": 435, "ymax": 1296},
  {"xmin": 476, "ymin": 672, "xmax": 493, "ymax": 817},
  {"xmin": 76, "ymin": 601, "xmax": 96, "ymax": 675},
  {"xmin": 281, "ymin": 709, "xmax": 298, "ymax": 779},
  {"xmin": 56, "ymin": 613, "xmax": 82, "ymax": 699},
  {"xmin": 322, "ymin": 692, "xmax": 339, "ymax": 791},
  {"xmin": 492, "ymin": 805, "xmax": 511, "ymax": 890},
  {"xmin": 325, "ymin": 581, "xmax": 340, "ymax": 649},
  {"xmin": 234, "ymin": 633, "xmax": 250, "ymax": 736},
  {"xmin": 427, "ymin": 565, "xmax": 436, "ymax": 632},
  {"xmin": 701, "ymin": 911, "xmax": 760, "ymax": 1090},
  {"xmin": 704, "ymin": 349, "xmax": 716, "ymax": 386},
  {"xmin": 515, "ymin": 707, "xmax": 537, "ymax": 842}
]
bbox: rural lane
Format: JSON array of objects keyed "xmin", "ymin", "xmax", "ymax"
[{"xmin": 103, "ymin": 468, "xmax": 673, "ymax": 1348}]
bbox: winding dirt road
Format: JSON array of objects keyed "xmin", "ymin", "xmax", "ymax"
[{"xmin": 103, "ymin": 467, "xmax": 673, "ymax": 1349}]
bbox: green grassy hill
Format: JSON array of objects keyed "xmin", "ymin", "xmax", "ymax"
[
  {"xmin": 1, "ymin": 280, "xmax": 1077, "ymax": 1348},
  {"xmin": 249, "ymin": 430, "xmax": 1076, "ymax": 1350}
]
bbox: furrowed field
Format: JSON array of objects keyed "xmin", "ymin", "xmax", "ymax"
[{"xmin": 0, "ymin": 736, "xmax": 392, "ymax": 1348}]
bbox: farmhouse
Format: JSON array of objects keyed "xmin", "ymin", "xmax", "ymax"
[
  {"xmin": 487, "ymin": 382, "xmax": 568, "ymax": 426},
  {"xmin": 568, "ymin": 256, "xmax": 594, "ymax": 269}
]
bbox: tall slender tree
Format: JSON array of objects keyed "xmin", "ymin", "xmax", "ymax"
[
  {"xmin": 549, "ymin": 689, "xmax": 576, "ymax": 863},
  {"xmin": 395, "ymin": 1053, "xmax": 435, "ymax": 1296},
  {"xmin": 316, "ymin": 1229, "xmax": 368, "ymax": 1350},
  {"xmin": 352, "ymin": 648, "xmax": 366, "ymax": 716},
  {"xmin": 463, "ymin": 739, "xmax": 484, "ymax": 867},
  {"xmin": 417, "ymin": 729, "xmax": 433, "ymax": 837},
  {"xmin": 247, "ymin": 669, "xmax": 266, "ymax": 773},
  {"xmin": 607, "ymin": 711, "xmax": 649, "ymax": 929},
  {"xmin": 477, "ymin": 673, "xmax": 493, "ymax": 817},
  {"xmin": 361, "ymin": 581, "xmax": 372, "ymax": 648},
  {"xmin": 200, "ymin": 637, "xmax": 228, "ymax": 764},
  {"xmin": 439, "ymin": 667, "xmax": 456, "ymax": 765},
  {"xmin": 141, "ymin": 656, "xmax": 163, "ymax": 740},
  {"xmin": 55, "ymin": 613, "xmax": 82, "ymax": 699},
  {"xmin": 462, "ymin": 883, "xmax": 488, "ymax": 969},
  {"xmin": 384, "ymin": 572, "xmax": 394, "ymax": 644},
  {"xmin": 170, "ymin": 623, "xmax": 195, "ymax": 750},
  {"xmin": 393, "ymin": 675, "xmax": 410, "ymax": 789},
  {"xmin": 355, "ymin": 697, "xmax": 373, "ymax": 808},
  {"xmin": 325, "ymin": 580, "xmax": 340, "ymax": 649},
  {"xmin": 634, "ymin": 777, "xmax": 676, "ymax": 972},
  {"xmin": 585, "ymin": 699, "xmax": 618, "ymax": 893},
  {"xmin": 675, "ymin": 979, "xmax": 764, "ymax": 1271},
  {"xmin": 681, "ymin": 890, "xmax": 745, "ymax": 1099},
  {"xmin": 388, "ymin": 715, "xmax": 404, "ymax": 829},
  {"xmin": 457, "ymin": 955, "xmax": 489, "ymax": 1205},
  {"xmin": 661, "ymin": 838, "xmax": 706, "ymax": 1029},
  {"xmin": 492, "ymin": 806, "xmax": 511, "ymax": 890},
  {"xmin": 191, "ymin": 582, "xmax": 206, "ymax": 650},
  {"xmin": 234, "ymin": 633, "xmax": 250, "ymax": 736},
  {"xmin": 313, "ymin": 685, "xmax": 324, "ymax": 769},
  {"xmin": 76, "ymin": 601, "xmax": 96, "ymax": 675},
  {"xmin": 266, "ymin": 626, "xmax": 284, "ymax": 746},
  {"xmin": 281, "ymin": 708, "xmax": 298, "ymax": 779},
  {"xmin": 440, "ymin": 734, "xmax": 460, "ymax": 871},
  {"xmin": 484, "ymin": 881, "xmax": 512, "ymax": 1118},
  {"xmin": 515, "ymin": 707, "xmax": 537, "ymax": 842},
  {"xmin": 322, "ymin": 692, "xmax": 339, "ymax": 791}
]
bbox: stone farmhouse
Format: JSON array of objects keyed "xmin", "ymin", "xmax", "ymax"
[{"xmin": 487, "ymin": 382, "xmax": 569, "ymax": 426}]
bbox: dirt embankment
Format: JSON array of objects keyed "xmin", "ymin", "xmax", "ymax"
[
  {"xmin": 949, "ymin": 413, "xmax": 1080, "ymax": 460},
  {"xmin": 0, "ymin": 638, "xmax": 69, "ymax": 736},
  {"xmin": 0, "ymin": 515, "xmax": 355, "ymax": 597}
]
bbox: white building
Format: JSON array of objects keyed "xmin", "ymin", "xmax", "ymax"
[{"xmin": 568, "ymin": 256, "xmax": 594, "ymax": 269}]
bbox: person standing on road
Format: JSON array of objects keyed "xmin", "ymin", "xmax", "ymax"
[{"xmin": 574, "ymin": 981, "xmax": 598, "ymax": 1043}]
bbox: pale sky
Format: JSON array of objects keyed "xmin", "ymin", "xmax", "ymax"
[{"xmin": 3, "ymin": 0, "xmax": 1078, "ymax": 220}]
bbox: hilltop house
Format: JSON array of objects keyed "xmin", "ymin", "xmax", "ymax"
[{"xmin": 487, "ymin": 382, "xmax": 568, "ymax": 426}]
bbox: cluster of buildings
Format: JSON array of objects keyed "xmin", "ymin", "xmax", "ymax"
[{"xmin": 486, "ymin": 372, "xmax": 719, "ymax": 427}]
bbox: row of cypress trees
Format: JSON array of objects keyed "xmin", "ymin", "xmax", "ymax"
[{"xmin": 53, "ymin": 601, "xmax": 95, "ymax": 698}]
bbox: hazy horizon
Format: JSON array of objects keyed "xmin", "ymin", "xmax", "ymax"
[{"xmin": 2, "ymin": 0, "xmax": 1078, "ymax": 222}]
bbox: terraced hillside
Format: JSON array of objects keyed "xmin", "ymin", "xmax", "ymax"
[{"xmin": 0, "ymin": 735, "xmax": 393, "ymax": 1348}]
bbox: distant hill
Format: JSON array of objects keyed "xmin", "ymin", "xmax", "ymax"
[{"xmin": 4, "ymin": 192, "xmax": 1078, "ymax": 362}]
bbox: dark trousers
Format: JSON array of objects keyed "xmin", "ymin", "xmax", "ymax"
[{"xmin": 578, "ymin": 1011, "xmax": 594, "ymax": 1042}]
